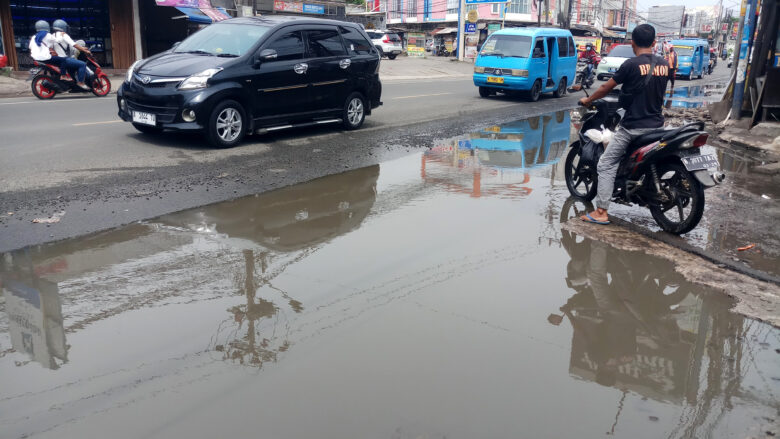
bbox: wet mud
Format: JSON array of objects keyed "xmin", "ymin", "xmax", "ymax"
[{"xmin": 1, "ymin": 109, "xmax": 778, "ymax": 439}]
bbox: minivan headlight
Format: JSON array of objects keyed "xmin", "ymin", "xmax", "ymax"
[
  {"xmin": 126, "ymin": 60, "xmax": 140, "ymax": 83},
  {"xmin": 178, "ymin": 68, "xmax": 222, "ymax": 90},
  {"xmin": 511, "ymin": 69, "xmax": 528, "ymax": 77},
  {"xmin": 681, "ymin": 62, "xmax": 692, "ymax": 67},
  {"xmin": 474, "ymin": 66, "xmax": 485, "ymax": 73}
]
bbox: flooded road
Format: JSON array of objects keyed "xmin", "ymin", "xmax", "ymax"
[{"xmin": 1, "ymin": 110, "xmax": 778, "ymax": 438}]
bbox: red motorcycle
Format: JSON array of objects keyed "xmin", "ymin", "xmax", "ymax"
[{"xmin": 29, "ymin": 46, "xmax": 111, "ymax": 100}]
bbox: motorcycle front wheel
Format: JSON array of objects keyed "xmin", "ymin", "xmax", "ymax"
[
  {"xmin": 91, "ymin": 75, "xmax": 111, "ymax": 97},
  {"xmin": 564, "ymin": 143, "xmax": 598, "ymax": 201},
  {"xmin": 648, "ymin": 162, "xmax": 705, "ymax": 234}
]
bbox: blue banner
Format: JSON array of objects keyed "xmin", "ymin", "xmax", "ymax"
[{"xmin": 303, "ymin": 3, "xmax": 325, "ymax": 14}]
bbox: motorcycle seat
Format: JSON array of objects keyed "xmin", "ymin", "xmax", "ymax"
[
  {"xmin": 632, "ymin": 122, "xmax": 704, "ymax": 147},
  {"xmin": 33, "ymin": 61, "xmax": 61, "ymax": 74}
]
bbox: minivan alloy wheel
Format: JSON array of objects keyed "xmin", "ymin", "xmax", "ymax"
[
  {"xmin": 216, "ymin": 107, "xmax": 242, "ymax": 142},
  {"xmin": 347, "ymin": 97, "xmax": 364, "ymax": 126}
]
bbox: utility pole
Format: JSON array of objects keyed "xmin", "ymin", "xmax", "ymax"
[
  {"xmin": 731, "ymin": 0, "xmax": 756, "ymax": 119},
  {"xmin": 679, "ymin": 6, "xmax": 685, "ymax": 37},
  {"xmin": 457, "ymin": 0, "xmax": 466, "ymax": 61},
  {"xmin": 538, "ymin": 0, "xmax": 543, "ymax": 26},
  {"xmin": 565, "ymin": 0, "xmax": 573, "ymax": 28}
]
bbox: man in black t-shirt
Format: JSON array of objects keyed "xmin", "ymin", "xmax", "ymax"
[{"xmin": 579, "ymin": 24, "xmax": 669, "ymax": 225}]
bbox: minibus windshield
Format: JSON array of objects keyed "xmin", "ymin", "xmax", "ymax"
[
  {"xmin": 480, "ymin": 35, "xmax": 532, "ymax": 58},
  {"xmin": 674, "ymin": 46, "xmax": 694, "ymax": 56}
]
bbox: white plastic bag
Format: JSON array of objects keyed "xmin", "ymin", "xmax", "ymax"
[
  {"xmin": 601, "ymin": 129, "xmax": 614, "ymax": 146},
  {"xmin": 584, "ymin": 129, "xmax": 603, "ymax": 143}
]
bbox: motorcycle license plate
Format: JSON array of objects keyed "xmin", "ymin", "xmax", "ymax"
[
  {"xmin": 132, "ymin": 111, "xmax": 156, "ymax": 126},
  {"xmin": 681, "ymin": 154, "xmax": 719, "ymax": 171},
  {"xmin": 487, "ymin": 76, "xmax": 504, "ymax": 84}
]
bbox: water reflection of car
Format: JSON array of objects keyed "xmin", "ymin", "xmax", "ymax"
[
  {"xmin": 158, "ymin": 165, "xmax": 379, "ymax": 252},
  {"xmin": 595, "ymin": 44, "xmax": 633, "ymax": 80},
  {"xmin": 467, "ymin": 110, "xmax": 571, "ymax": 169}
]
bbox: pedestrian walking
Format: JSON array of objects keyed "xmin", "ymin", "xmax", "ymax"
[{"xmin": 666, "ymin": 46, "xmax": 678, "ymax": 93}]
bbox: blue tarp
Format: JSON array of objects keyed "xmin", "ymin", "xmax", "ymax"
[{"xmin": 174, "ymin": 6, "xmax": 229, "ymax": 24}]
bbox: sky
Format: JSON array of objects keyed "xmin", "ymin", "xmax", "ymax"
[{"xmin": 636, "ymin": 0, "xmax": 741, "ymax": 15}]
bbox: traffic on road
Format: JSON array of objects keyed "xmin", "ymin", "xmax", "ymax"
[{"xmin": 0, "ymin": 11, "xmax": 777, "ymax": 439}]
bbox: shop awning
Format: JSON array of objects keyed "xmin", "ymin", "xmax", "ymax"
[
  {"xmin": 433, "ymin": 27, "xmax": 458, "ymax": 35},
  {"xmin": 174, "ymin": 6, "xmax": 230, "ymax": 23}
]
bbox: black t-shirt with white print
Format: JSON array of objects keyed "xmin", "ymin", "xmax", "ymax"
[{"xmin": 612, "ymin": 53, "xmax": 669, "ymax": 129}]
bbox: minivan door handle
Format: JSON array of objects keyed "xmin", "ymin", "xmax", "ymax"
[
  {"xmin": 339, "ymin": 59, "xmax": 351, "ymax": 69},
  {"xmin": 293, "ymin": 63, "xmax": 308, "ymax": 74}
]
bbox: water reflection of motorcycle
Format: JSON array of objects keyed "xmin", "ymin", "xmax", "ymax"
[{"xmin": 28, "ymin": 40, "xmax": 111, "ymax": 100}]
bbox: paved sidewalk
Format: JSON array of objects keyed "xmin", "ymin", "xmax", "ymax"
[{"xmin": 379, "ymin": 55, "xmax": 474, "ymax": 81}]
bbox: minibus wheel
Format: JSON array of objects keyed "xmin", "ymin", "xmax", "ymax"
[
  {"xmin": 478, "ymin": 87, "xmax": 492, "ymax": 98},
  {"xmin": 553, "ymin": 77, "xmax": 567, "ymax": 98},
  {"xmin": 527, "ymin": 79, "xmax": 542, "ymax": 102}
]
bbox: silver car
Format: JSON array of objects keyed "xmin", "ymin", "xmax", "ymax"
[{"xmin": 366, "ymin": 30, "xmax": 403, "ymax": 60}]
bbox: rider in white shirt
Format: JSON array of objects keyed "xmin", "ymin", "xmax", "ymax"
[
  {"xmin": 50, "ymin": 19, "xmax": 92, "ymax": 89},
  {"xmin": 28, "ymin": 20, "xmax": 57, "ymax": 62}
]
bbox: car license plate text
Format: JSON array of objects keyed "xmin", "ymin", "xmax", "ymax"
[
  {"xmin": 132, "ymin": 111, "xmax": 156, "ymax": 126},
  {"xmin": 609, "ymin": 67, "xmax": 617, "ymax": 72},
  {"xmin": 681, "ymin": 154, "xmax": 719, "ymax": 171},
  {"xmin": 487, "ymin": 76, "xmax": 504, "ymax": 84}
]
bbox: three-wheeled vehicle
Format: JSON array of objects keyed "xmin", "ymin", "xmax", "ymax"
[
  {"xmin": 671, "ymin": 39, "xmax": 709, "ymax": 80},
  {"xmin": 473, "ymin": 28, "xmax": 577, "ymax": 101}
]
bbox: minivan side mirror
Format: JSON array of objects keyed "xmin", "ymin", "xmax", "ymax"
[{"xmin": 254, "ymin": 49, "xmax": 277, "ymax": 67}]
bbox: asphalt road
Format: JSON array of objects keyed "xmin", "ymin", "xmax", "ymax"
[{"xmin": 0, "ymin": 76, "xmax": 580, "ymax": 251}]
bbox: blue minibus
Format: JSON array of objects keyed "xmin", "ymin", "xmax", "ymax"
[
  {"xmin": 671, "ymin": 39, "xmax": 709, "ymax": 80},
  {"xmin": 473, "ymin": 28, "xmax": 577, "ymax": 101}
]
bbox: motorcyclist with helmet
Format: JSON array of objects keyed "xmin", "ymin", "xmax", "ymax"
[
  {"xmin": 28, "ymin": 21, "xmax": 58, "ymax": 64},
  {"xmin": 578, "ymin": 43, "xmax": 599, "ymax": 79},
  {"xmin": 51, "ymin": 19, "xmax": 92, "ymax": 90}
]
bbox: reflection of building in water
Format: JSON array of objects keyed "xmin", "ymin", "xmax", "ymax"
[
  {"xmin": 1, "ymin": 256, "xmax": 68, "ymax": 370},
  {"xmin": 422, "ymin": 111, "xmax": 571, "ymax": 198},
  {"xmin": 216, "ymin": 250, "xmax": 301, "ymax": 368},
  {"xmin": 0, "ymin": 167, "xmax": 379, "ymax": 369},
  {"xmin": 555, "ymin": 229, "xmax": 762, "ymax": 437}
]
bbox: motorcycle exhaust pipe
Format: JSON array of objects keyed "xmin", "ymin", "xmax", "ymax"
[
  {"xmin": 41, "ymin": 78, "xmax": 64, "ymax": 92},
  {"xmin": 711, "ymin": 171, "xmax": 725, "ymax": 184}
]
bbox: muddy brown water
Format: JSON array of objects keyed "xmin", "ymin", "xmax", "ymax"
[{"xmin": 1, "ymin": 110, "xmax": 778, "ymax": 438}]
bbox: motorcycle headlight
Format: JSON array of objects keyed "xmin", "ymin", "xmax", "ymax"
[
  {"xmin": 178, "ymin": 68, "xmax": 222, "ymax": 90},
  {"xmin": 126, "ymin": 60, "xmax": 140, "ymax": 83},
  {"xmin": 474, "ymin": 66, "xmax": 485, "ymax": 73}
]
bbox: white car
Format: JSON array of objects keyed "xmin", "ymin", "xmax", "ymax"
[
  {"xmin": 595, "ymin": 44, "xmax": 634, "ymax": 80},
  {"xmin": 366, "ymin": 30, "xmax": 403, "ymax": 60}
]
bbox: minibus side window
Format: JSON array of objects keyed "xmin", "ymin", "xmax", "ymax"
[
  {"xmin": 568, "ymin": 37, "xmax": 576, "ymax": 56},
  {"xmin": 533, "ymin": 38, "xmax": 545, "ymax": 58},
  {"xmin": 557, "ymin": 37, "xmax": 568, "ymax": 57}
]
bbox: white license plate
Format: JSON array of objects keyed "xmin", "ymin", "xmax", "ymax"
[
  {"xmin": 681, "ymin": 154, "xmax": 719, "ymax": 171},
  {"xmin": 132, "ymin": 111, "xmax": 156, "ymax": 126}
]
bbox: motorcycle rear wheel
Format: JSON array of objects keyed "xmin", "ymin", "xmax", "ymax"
[
  {"xmin": 564, "ymin": 143, "xmax": 598, "ymax": 201},
  {"xmin": 648, "ymin": 162, "xmax": 704, "ymax": 234},
  {"xmin": 31, "ymin": 75, "xmax": 56, "ymax": 100}
]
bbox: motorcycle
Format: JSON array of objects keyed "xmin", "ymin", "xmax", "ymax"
[
  {"xmin": 28, "ymin": 42, "xmax": 111, "ymax": 100},
  {"xmin": 563, "ymin": 86, "xmax": 725, "ymax": 234},
  {"xmin": 575, "ymin": 56, "xmax": 599, "ymax": 89}
]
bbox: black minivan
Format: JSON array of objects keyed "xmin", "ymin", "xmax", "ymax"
[{"xmin": 117, "ymin": 16, "xmax": 382, "ymax": 147}]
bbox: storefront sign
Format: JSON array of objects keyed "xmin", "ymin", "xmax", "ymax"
[
  {"xmin": 465, "ymin": 22, "xmax": 477, "ymax": 34},
  {"xmin": 487, "ymin": 24, "xmax": 501, "ymax": 35},
  {"xmin": 303, "ymin": 4, "xmax": 325, "ymax": 14},
  {"xmin": 407, "ymin": 32, "xmax": 426, "ymax": 57},
  {"xmin": 574, "ymin": 36, "xmax": 602, "ymax": 53},
  {"xmin": 157, "ymin": 0, "xmax": 229, "ymax": 21},
  {"xmin": 273, "ymin": 1, "xmax": 325, "ymax": 14},
  {"xmin": 467, "ymin": 9, "xmax": 479, "ymax": 23}
]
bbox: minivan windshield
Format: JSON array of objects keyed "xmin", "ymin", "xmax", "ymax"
[
  {"xmin": 607, "ymin": 45, "xmax": 634, "ymax": 58},
  {"xmin": 674, "ymin": 46, "xmax": 695, "ymax": 56},
  {"xmin": 479, "ymin": 35, "xmax": 532, "ymax": 58},
  {"xmin": 174, "ymin": 23, "xmax": 271, "ymax": 57}
]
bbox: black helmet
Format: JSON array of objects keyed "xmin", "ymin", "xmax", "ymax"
[
  {"xmin": 34, "ymin": 20, "xmax": 50, "ymax": 32},
  {"xmin": 52, "ymin": 19, "xmax": 68, "ymax": 32}
]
